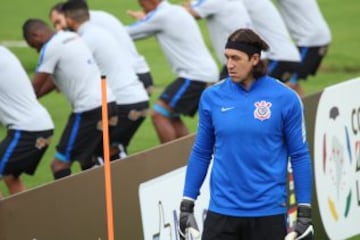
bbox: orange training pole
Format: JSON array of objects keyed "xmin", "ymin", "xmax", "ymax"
[{"xmin": 100, "ymin": 75, "xmax": 115, "ymax": 240}]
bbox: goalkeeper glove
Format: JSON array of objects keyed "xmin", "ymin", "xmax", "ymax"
[
  {"xmin": 285, "ymin": 205, "xmax": 314, "ymax": 240},
  {"xmin": 178, "ymin": 198, "xmax": 200, "ymax": 240}
]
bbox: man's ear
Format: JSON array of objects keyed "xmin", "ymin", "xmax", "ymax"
[{"xmin": 251, "ymin": 53, "xmax": 261, "ymax": 66}]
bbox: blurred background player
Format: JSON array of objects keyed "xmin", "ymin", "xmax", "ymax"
[
  {"xmin": 61, "ymin": 0, "xmax": 150, "ymax": 160},
  {"xmin": 22, "ymin": 19, "xmax": 117, "ymax": 179},
  {"xmin": 242, "ymin": 0, "xmax": 302, "ymax": 84},
  {"xmin": 0, "ymin": 46, "xmax": 54, "ymax": 196},
  {"xmin": 50, "ymin": 1, "xmax": 155, "ymax": 96},
  {"xmin": 182, "ymin": 0, "xmax": 253, "ymax": 80},
  {"xmin": 127, "ymin": 0, "xmax": 219, "ymax": 143},
  {"xmin": 276, "ymin": 0, "xmax": 332, "ymax": 97}
]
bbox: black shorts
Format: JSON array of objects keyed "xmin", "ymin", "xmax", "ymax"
[
  {"xmin": 159, "ymin": 77, "xmax": 208, "ymax": 117},
  {"xmin": 202, "ymin": 211, "xmax": 287, "ymax": 240},
  {"xmin": 297, "ymin": 45, "xmax": 329, "ymax": 79},
  {"xmin": 0, "ymin": 129, "xmax": 53, "ymax": 177},
  {"xmin": 267, "ymin": 60, "xmax": 301, "ymax": 83},
  {"xmin": 56, "ymin": 102, "xmax": 117, "ymax": 166},
  {"xmin": 110, "ymin": 101, "xmax": 149, "ymax": 152},
  {"xmin": 137, "ymin": 72, "xmax": 154, "ymax": 89}
]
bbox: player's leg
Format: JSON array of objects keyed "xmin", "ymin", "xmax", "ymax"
[
  {"xmin": 152, "ymin": 77, "xmax": 207, "ymax": 143},
  {"xmin": 112, "ymin": 101, "xmax": 149, "ymax": 159},
  {"xmin": 0, "ymin": 130, "xmax": 22, "ymax": 195},
  {"xmin": 286, "ymin": 75, "xmax": 305, "ymax": 98},
  {"xmin": 90, "ymin": 102, "xmax": 119, "ymax": 165},
  {"xmin": 287, "ymin": 45, "xmax": 329, "ymax": 97},
  {"xmin": 267, "ymin": 59, "xmax": 301, "ymax": 83},
  {"xmin": 1, "ymin": 129, "xmax": 53, "ymax": 192},
  {"xmin": 152, "ymin": 77, "xmax": 187, "ymax": 143},
  {"xmin": 171, "ymin": 116, "xmax": 189, "ymax": 139},
  {"xmin": 51, "ymin": 113, "xmax": 80, "ymax": 179},
  {"xmin": 152, "ymin": 101, "xmax": 179, "ymax": 143},
  {"xmin": 267, "ymin": 59, "xmax": 304, "ymax": 96},
  {"xmin": 201, "ymin": 211, "xmax": 239, "ymax": 240},
  {"xmin": 248, "ymin": 214, "xmax": 287, "ymax": 240},
  {"xmin": 52, "ymin": 107, "xmax": 106, "ymax": 179},
  {"xmin": 168, "ymin": 79, "xmax": 207, "ymax": 139},
  {"xmin": 298, "ymin": 46, "xmax": 329, "ymax": 78},
  {"xmin": 3, "ymin": 175, "xmax": 25, "ymax": 194},
  {"xmin": 51, "ymin": 158, "xmax": 72, "ymax": 179}
]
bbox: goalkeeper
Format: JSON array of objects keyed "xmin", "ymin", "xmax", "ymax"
[{"xmin": 179, "ymin": 28, "xmax": 314, "ymax": 240}]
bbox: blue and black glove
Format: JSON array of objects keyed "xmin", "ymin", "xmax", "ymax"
[
  {"xmin": 178, "ymin": 198, "xmax": 200, "ymax": 240},
  {"xmin": 285, "ymin": 205, "xmax": 314, "ymax": 240}
]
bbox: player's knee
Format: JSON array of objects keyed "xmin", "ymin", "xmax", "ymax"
[
  {"xmin": 80, "ymin": 160, "xmax": 96, "ymax": 170},
  {"xmin": 51, "ymin": 158, "xmax": 70, "ymax": 173},
  {"xmin": 51, "ymin": 158, "xmax": 71, "ymax": 179},
  {"xmin": 3, "ymin": 175, "xmax": 20, "ymax": 186},
  {"xmin": 52, "ymin": 168, "xmax": 71, "ymax": 180}
]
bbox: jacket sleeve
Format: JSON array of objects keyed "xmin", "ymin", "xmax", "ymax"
[
  {"xmin": 183, "ymin": 90, "xmax": 215, "ymax": 200},
  {"xmin": 284, "ymin": 93, "xmax": 313, "ymax": 204}
]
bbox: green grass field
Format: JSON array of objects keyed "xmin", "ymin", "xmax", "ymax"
[{"xmin": 1, "ymin": 0, "xmax": 360, "ymax": 238}]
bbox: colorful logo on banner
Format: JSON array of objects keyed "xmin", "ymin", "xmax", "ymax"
[
  {"xmin": 314, "ymin": 77, "xmax": 360, "ymax": 240},
  {"xmin": 322, "ymin": 106, "xmax": 353, "ymax": 221}
]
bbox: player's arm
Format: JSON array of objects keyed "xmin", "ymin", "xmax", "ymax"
[
  {"xmin": 127, "ymin": 10, "xmax": 146, "ymax": 20},
  {"xmin": 179, "ymin": 91, "xmax": 214, "ymax": 239},
  {"xmin": 284, "ymin": 93, "xmax": 313, "ymax": 240},
  {"xmin": 183, "ymin": 92, "xmax": 214, "ymax": 199},
  {"xmin": 32, "ymin": 72, "xmax": 56, "ymax": 98},
  {"xmin": 285, "ymin": 94, "xmax": 312, "ymax": 204},
  {"xmin": 182, "ymin": 0, "xmax": 201, "ymax": 19},
  {"xmin": 182, "ymin": 0, "xmax": 221, "ymax": 19},
  {"xmin": 126, "ymin": 8, "xmax": 162, "ymax": 40}
]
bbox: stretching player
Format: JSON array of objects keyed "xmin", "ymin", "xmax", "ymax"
[
  {"xmin": 49, "ymin": 1, "xmax": 155, "ymax": 96},
  {"xmin": 276, "ymin": 0, "xmax": 332, "ymax": 97},
  {"xmin": 242, "ymin": 0, "xmax": 302, "ymax": 84},
  {"xmin": 0, "ymin": 46, "xmax": 54, "ymax": 195},
  {"xmin": 61, "ymin": 0, "xmax": 150, "ymax": 160},
  {"xmin": 182, "ymin": 0, "xmax": 253, "ymax": 80},
  {"xmin": 127, "ymin": 0, "xmax": 219, "ymax": 143},
  {"xmin": 23, "ymin": 19, "xmax": 117, "ymax": 179}
]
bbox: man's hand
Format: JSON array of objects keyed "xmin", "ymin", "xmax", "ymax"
[
  {"xmin": 178, "ymin": 198, "xmax": 200, "ymax": 240},
  {"xmin": 181, "ymin": 0, "xmax": 192, "ymax": 11},
  {"xmin": 181, "ymin": 0, "xmax": 201, "ymax": 19},
  {"xmin": 285, "ymin": 205, "xmax": 314, "ymax": 240},
  {"xmin": 127, "ymin": 10, "xmax": 146, "ymax": 20}
]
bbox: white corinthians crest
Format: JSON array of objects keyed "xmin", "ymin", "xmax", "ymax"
[{"xmin": 254, "ymin": 100, "xmax": 272, "ymax": 121}]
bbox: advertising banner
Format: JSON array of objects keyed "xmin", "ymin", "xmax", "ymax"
[{"xmin": 314, "ymin": 77, "xmax": 360, "ymax": 240}]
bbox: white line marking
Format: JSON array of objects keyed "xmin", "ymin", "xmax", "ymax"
[{"xmin": 0, "ymin": 40, "xmax": 28, "ymax": 48}]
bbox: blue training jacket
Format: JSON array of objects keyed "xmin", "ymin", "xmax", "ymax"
[{"xmin": 183, "ymin": 76, "xmax": 313, "ymax": 217}]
